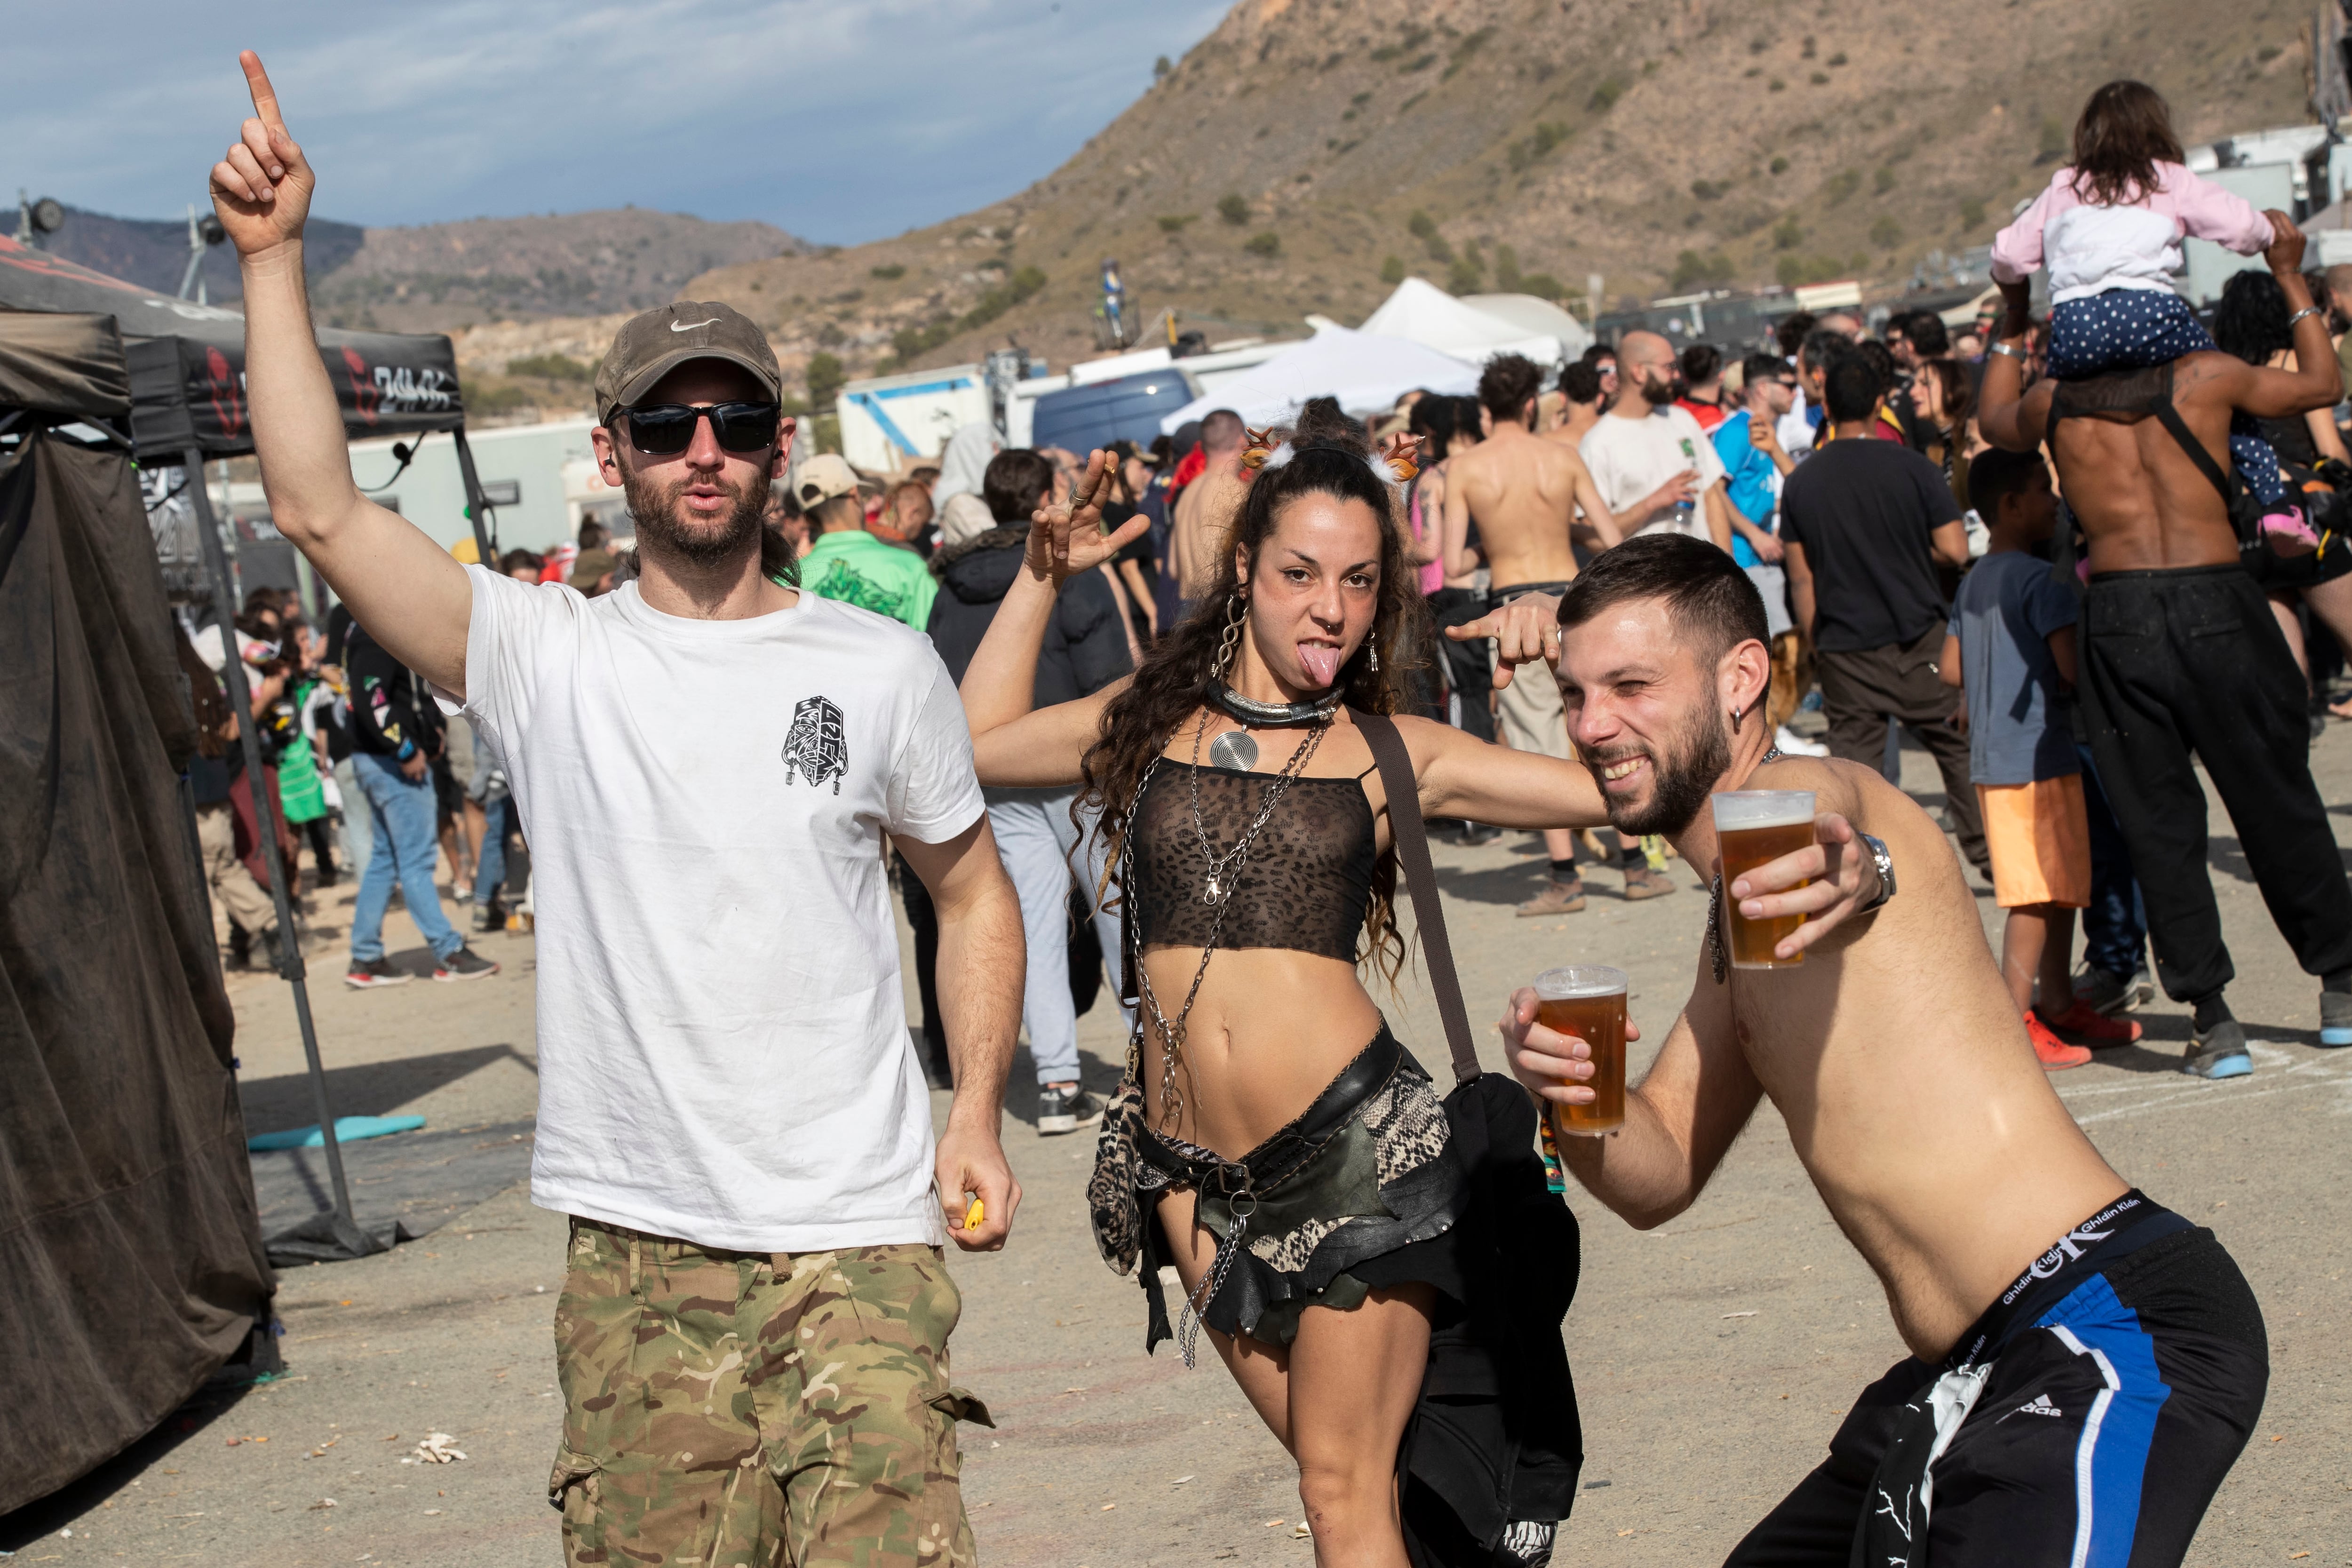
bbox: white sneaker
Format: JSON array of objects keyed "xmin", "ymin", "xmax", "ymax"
[{"xmin": 1774, "ymin": 725, "xmax": 1830, "ymax": 757}]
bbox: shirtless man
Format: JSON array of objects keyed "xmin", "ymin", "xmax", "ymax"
[
  {"xmin": 1171, "ymin": 408, "xmax": 1248, "ymax": 613},
  {"xmin": 1441, "ymin": 353, "xmax": 1660, "ymax": 912},
  {"xmin": 1977, "ymin": 213, "xmax": 2352, "ymax": 1074},
  {"xmin": 1469, "ymin": 535, "xmax": 2268, "ymax": 1565}
]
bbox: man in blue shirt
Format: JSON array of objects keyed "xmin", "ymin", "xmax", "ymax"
[{"xmin": 1713, "ymin": 354, "xmax": 1823, "ymax": 756}]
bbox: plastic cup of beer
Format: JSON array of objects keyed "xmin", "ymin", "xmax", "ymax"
[
  {"xmin": 1712, "ymin": 789, "xmax": 1817, "ymax": 970},
  {"xmin": 1533, "ymin": 965, "xmax": 1628, "ymax": 1136}
]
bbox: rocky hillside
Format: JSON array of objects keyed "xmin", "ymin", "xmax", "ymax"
[
  {"xmin": 37, "ymin": 204, "xmax": 806, "ymax": 334},
  {"xmin": 686, "ymin": 0, "xmax": 2308, "ymax": 398}
]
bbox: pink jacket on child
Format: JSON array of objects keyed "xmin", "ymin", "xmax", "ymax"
[{"xmin": 1990, "ymin": 163, "xmax": 2274, "ymax": 304}]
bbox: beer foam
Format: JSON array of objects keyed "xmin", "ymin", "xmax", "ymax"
[
  {"xmin": 1534, "ymin": 964, "xmax": 1627, "ymax": 1000},
  {"xmin": 1710, "ymin": 789, "xmax": 1816, "ymax": 831}
]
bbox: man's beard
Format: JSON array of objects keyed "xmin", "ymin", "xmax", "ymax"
[
  {"xmin": 1639, "ymin": 375, "xmax": 1679, "ymax": 407},
  {"xmin": 1588, "ymin": 702, "xmax": 1731, "ymax": 837},
  {"xmin": 621, "ymin": 462, "xmax": 766, "ymax": 569}
]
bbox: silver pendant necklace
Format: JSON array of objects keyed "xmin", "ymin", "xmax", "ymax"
[{"xmin": 1208, "ymin": 729, "xmax": 1258, "ymax": 772}]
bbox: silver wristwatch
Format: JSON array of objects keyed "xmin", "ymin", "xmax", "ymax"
[{"xmin": 1857, "ymin": 833, "xmax": 1895, "ymax": 914}]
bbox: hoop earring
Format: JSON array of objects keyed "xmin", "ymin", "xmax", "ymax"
[{"xmin": 1214, "ymin": 592, "xmax": 1247, "ymax": 680}]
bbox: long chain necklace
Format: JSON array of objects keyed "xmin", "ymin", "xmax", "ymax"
[
  {"xmin": 1131, "ymin": 711, "xmax": 1330, "ymax": 1133},
  {"xmin": 1186, "ymin": 710, "xmax": 1328, "ymax": 905}
]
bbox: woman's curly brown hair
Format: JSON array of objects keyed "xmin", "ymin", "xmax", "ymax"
[{"xmin": 1077, "ymin": 397, "xmax": 1432, "ymax": 981}]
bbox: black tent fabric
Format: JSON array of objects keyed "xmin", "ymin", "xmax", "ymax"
[
  {"xmin": 0, "ymin": 309, "xmax": 130, "ymax": 419},
  {"xmin": 0, "ymin": 313, "xmax": 273, "ymax": 1514},
  {"xmin": 0, "ymin": 233, "xmax": 462, "ymax": 456}
]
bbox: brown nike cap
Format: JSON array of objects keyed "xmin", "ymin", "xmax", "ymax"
[{"xmin": 593, "ymin": 301, "xmax": 782, "ymax": 426}]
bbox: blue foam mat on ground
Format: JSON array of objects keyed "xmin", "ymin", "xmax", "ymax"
[{"xmin": 247, "ymin": 1114, "xmax": 426, "ymax": 1152}]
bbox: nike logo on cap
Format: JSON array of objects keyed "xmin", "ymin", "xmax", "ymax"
[{"xmin": 671, "ymin": 318, "xmax": 720, "ymax": 333}]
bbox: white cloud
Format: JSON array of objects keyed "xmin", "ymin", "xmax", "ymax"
[{"xmin": 2, "ymin": 0, "xmax": 1227, "ymax": 242}]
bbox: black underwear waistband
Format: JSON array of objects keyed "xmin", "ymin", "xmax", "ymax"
[
  {"xmin": 1944, "ymin": 1189, "xmax": 2192, "ymax": 1370},
  {"xmin": 1486, "ymin": 580, "xmax": 1576, "ymax": 609},
  {"xmin": 2085, "ymin": 561, "xmax": 2250, "ymax": 586}
]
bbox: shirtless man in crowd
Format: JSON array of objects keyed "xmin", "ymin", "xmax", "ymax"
[
  {"xmin": 1441, "ymin": 353, "xmax": 1661, "ymax": 911},
  {"xmin": 1468, "ymin": 535, "xmax": 2267, "ymax": 1565},
  {"xmin": 1976, "ymin": 213, "xmax": 2352, "ymax": 1075}
]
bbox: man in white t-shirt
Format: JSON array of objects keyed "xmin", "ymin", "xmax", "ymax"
[
  {"xmin": 207, "ymin": 57, "xmax": 1023, "ymax": 1568},
  {"xmin": 1576, "ymin": 329, "xmax": 1735, "ymax": 553}
]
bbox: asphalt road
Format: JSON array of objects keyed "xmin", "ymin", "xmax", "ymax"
[{"xmin": 5, "ymin": 723, "xmax": 2348, "ymax": 1567}]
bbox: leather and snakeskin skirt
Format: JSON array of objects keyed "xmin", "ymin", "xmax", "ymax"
[{"xmin": 1131, "ymin": 1022, "xmax": 1471, "ymax": 1358}]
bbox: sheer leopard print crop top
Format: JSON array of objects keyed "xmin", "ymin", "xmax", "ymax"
[{"xmin": 1128, "ymin": 763, "xmax": 1380, "ymax": 962}]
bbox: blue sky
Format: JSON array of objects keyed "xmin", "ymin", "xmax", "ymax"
[{"xmin": 3, "ymin": 0, "xmax": 1230, "ymax": 243}]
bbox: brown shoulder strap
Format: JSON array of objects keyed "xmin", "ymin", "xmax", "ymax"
[{"xmin": 1352, "ymin": 708, "xmax": 1480, "ymax": 1086}]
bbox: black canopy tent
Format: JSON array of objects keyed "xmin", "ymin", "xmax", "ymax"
[
  {"xmin": 0, "ymin": 233, "xmax": 499, "ymax": 558},
  {"xmin": 0, "ymin": 311, "xmax": 275, "ymax": 1513},
  {"xmin": 1, "ymin": 236, "xmax": 498, "ymax": 1263}
]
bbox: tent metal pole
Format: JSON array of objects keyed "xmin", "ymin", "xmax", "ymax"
[
  {"xmin": 186, "ymin": 446, "xmax": 362, "ymax": 1241},
  {"xmin": 449, "ymin": 425, "xmax": 497, "ymax": 565}
]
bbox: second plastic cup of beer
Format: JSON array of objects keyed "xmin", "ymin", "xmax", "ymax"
[
  {"xmin": 1711, "ymin": 789, "xmax": 1817, "ymax": 969},
  {"xmin": 1534, "ymin": 965, "xmax": 1627, "ymax": 1136}
]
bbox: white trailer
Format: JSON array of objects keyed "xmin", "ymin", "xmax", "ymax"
[
  {"xmin": 348, "ymin": 417, "xmax": 623, "ymax": 555},
  {"xmin": 835, "ymin": 364, "xmax": 990, "ymax": 472}
]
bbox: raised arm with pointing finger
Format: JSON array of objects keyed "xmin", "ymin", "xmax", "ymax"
[{"xmin": 210, "ymin": 51, "xmax": 475, "ymax": 698}]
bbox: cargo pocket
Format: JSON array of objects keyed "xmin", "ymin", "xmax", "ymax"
[
  {"xmin": 927, "ymin": 1385, "xmax": 995, "ymax": 1429},
  {"xmin": 548, "ymin": 1446, "xmax": 605, "ymax": 1562}
]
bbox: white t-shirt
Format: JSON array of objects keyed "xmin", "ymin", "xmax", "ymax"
[
  {"xmin": 443, "ymin": 565, "xmax": 985, "ymax": 1252},
  {"xmin": 1579, "ymin": 405, "xmax": 1729, "ymax": 541}
]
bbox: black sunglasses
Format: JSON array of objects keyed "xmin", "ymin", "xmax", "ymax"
[{"xmin": 621, "ymin": 401, "xmax": 783, "ymax": 456}]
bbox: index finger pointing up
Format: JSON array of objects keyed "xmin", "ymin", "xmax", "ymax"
[{"xmin": 240, "ymin": 49, "xmax": 287, "ymax": 132}]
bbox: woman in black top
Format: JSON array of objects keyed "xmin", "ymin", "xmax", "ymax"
[{"xmin": 960, "ymin": 403, "xmax": 1864, "ymax": 1561}]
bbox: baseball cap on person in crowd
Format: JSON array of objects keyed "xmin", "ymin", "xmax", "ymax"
[
  {"xmin": 795, "ymin": 453, "xmax": 861, "ymax": 510},
  {"xmin": 593, "ymin": 302, "xmax": 783, "ymax": 426},
  {"xmin": 938, "ymin": 492, "xmax": 997, "ymax": 549}
]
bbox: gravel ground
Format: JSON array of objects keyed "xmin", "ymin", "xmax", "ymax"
[{"xmin": 4, "ymin": 722, "xmax": 2348, "ymax": 1567}]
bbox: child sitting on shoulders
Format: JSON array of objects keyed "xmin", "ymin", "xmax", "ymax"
[{"xmin": 1992, "ymin": 79, "xmax": 2311, "ymax": 545}]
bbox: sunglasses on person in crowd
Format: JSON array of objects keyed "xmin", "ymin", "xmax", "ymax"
[{"xmin": 621, "ymin": 401, "xmax": 784, "ymax": 456}]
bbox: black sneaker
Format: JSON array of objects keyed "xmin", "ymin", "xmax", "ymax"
[
  {"xmin": 2072, "ymin": 963, "xmax": 2139, "ymax": 1018},
  {"xmin": 472, "ymin": 899, "xmax": 505, "ymax": 934},
  {"xmin": 433, "ymin": 947, "xmax": 501, "ymax": 982},
  {"xmin": 2320, "ymin": 989, "xmax": 2352, "ymax": 1049},
  {"xmin": 1037, "ymin": 1085, "xmax": 1107, "ymax": 1136},
  {"xmin": 344, "ymin": 957, "xmax": 413, "ymax": 990},
  {"xmin": 2182, "ymin": 1019, "xmax": 2252, "ymax": 1080}
]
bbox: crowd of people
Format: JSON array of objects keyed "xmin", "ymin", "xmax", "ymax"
[{"xmin": 198, "ymin": 50, "xmax": 2347, "ymax": 1568}]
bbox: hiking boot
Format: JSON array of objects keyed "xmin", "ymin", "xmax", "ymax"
[
  {"xmin": 344, "ymin": 957, "xmax": 413, "ymax": 990},
  {"xmin": 2182, "ymin": 1019, "xmax": 2252, "ymax": 1080},
  {"xmin": 1037, "ymin": 1084, "xmax": 1107, "ymax": 1136},
  {"xmin": 1516, "ymin": 877, "xmax": 1589, "ymax": 917},
  {"xmin": 2024, "ymin": 1011, "xmax": 2093, "ymax": 1071},
  {"xmin": 1621, "ymin": 865, "xmax": 1677, "ymax": 901},
  {"xmin": 433, "ymin": 946, "xmax": 501, "ymax": 982},
  {"xmin": 2038, "ymin": 1000, "xmax": 2142, "ymax": 1048},
  {"xmin": 2320, "ymin": 989, "xmax": 2352, "ymax": 1049}
]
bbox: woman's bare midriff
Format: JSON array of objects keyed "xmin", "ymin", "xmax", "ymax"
[{"xmin": 1138, "ymin": 947, "xmax": 1388, "ymax": 1159}]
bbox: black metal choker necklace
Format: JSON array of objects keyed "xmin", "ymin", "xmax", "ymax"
[{"xmin": 1205, "ymin": 679, "xmax": 1344, "ymax": 728}]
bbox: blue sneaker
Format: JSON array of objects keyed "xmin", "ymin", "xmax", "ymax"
[
  {"xmin": 2182, "ymin": 1019, "xmax": 2252, "ymax": 1080},
  {"xmin": 2320, "ymin": 990, "xmax": 2352, "ymax": 1048}
]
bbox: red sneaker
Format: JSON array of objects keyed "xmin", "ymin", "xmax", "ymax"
[
  {"xmin": 2039, "ymin": 999, "xmax": 2143, "ymax": 1046},
  {"xmin": 2025, "ymin": 1011, "xmax": 2093, "ymax": 1071}
]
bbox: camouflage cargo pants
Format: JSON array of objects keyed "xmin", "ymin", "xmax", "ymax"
[{"xmin": 550, "ymin": 1219, "xmax": 991, "ymax": 1567}]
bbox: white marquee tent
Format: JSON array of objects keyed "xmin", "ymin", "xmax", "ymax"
[
  {"xmin": 1356, "ymin": 277, "xmax": 1588, "ymax": 368},
  {"xmin": 1156, "ymin": 324, "xmax": 1479, "ymax": 435}
]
